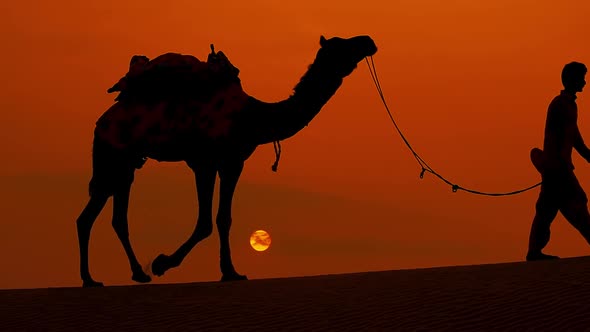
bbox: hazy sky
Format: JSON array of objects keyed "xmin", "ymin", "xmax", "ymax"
[{"xmin": 1, "ymin": 0, "xmax": 589, "ymax": 289}]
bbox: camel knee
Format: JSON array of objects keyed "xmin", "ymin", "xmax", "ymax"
[
  {"xmin": 216, "ymin": 216, "xmax": 232, "ymax": 235},
  {"xmin": 193, "ymin": 218, "xmax": 213, "ymax": 241},
  {"xmin": 112, "ymin": 217, "xmax": 129, "ymax": 238},
  {"xmin": 76, "ymin": 217, "xmax": 91, "ymax": 234},
  {"xmin": 77, "ymin": 196, "xmax": 108, "ymax": 231}
]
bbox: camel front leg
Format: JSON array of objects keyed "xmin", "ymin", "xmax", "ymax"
[
  {"xmin": 218, "ymin": 161, "xmax": 247, "ymax": 281},
  {"xmin": 151, "ymin": 162, "xmax": 216, "ymax": 277}
]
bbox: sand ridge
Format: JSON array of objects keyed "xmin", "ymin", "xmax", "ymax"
[{"xmin": 3, "ymin": 256, "xmax": 590, "ymax": 330}]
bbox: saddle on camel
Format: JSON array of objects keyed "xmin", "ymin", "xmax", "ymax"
[
  {"xmin": 95, "ymin": 45, "xmax": 248, "ymax": 161},
  {"xmin": 107, "ymin": 45, "xmax": 241, "ymax": 103}
]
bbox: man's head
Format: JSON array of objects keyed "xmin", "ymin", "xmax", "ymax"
[{"xmin": 562, "ymin": 61, "xmax": 587, "ymax": 93}]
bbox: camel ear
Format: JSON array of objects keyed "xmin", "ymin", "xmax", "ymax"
[{"xmin": 320, "ymin": 35, "xmax": 327, "ymax": 47}]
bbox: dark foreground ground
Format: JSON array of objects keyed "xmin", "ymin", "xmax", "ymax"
[{"xmin": 2, "ymin": 256, "xmax": 590, "ymax": 331}]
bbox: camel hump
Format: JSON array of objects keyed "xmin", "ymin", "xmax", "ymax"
[
  {"xmin": 145, "ymin": 53, "xmax": 205, "ymax": 72},
  {"xmin": 107, "ymin": 49, "xmax": 241, "ymax": 102}
]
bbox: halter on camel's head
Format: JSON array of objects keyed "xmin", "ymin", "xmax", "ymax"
[{"xmin": 315, "ymin": 35, "xmax": 378, "ymax": 77}]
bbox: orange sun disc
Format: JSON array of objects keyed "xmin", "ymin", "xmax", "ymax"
[{"xmin": 250, "ymin": 230, "xmax": 271, "ymax": 252}]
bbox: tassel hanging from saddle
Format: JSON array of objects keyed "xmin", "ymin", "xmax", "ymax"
[{"xmin": 272, "ymin": 140, "xmax": 281, "ymax": 172}]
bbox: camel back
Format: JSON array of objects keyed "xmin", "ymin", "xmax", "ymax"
[
  {"xmin": 108, "ymin": 51, "xmax": 241, "ymax": 103},
  {"xmin": 96, "ymin": 50, "xmax": 249, "ymax": 150}
]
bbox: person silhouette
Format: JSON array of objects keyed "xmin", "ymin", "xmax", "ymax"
[{"xmin": 527, "ymin": 61, "xmax": 589, "ymax": 261}]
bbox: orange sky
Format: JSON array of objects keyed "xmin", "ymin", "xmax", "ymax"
[{"xmin": 1, "ymin": 1, "xmax": 589, "ymax": 289}]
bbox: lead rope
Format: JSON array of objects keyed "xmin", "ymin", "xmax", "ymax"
[{"xmin": 365, "ymin": 56, "xmax": 541, "ymax": 196}]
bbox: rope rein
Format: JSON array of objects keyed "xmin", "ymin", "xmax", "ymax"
[{"xmin": 365, "ymin": 56, "xmax": 542, "ymax": 196}]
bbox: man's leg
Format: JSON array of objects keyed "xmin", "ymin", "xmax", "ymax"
[
  {"xmin": 559, "ymin": 175, "xmax": 590, "ymax": 245},
  {"xmin": 561, "ymin": 203, "xmax": 590, "ymax": 245},
  {"xmin": 527, "ymin": 188, "xmax": 560, "ymax": 261}
]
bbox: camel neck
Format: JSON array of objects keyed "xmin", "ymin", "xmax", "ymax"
[
  {"xmin": 240, "ymin": 63, "xmax": 344, "ymax": 145},
  {"xmin": 291, "ymin": 61, "xmax": 344, "ymax": 110}
]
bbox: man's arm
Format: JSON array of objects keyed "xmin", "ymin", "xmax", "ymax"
[{"xmin": 574, "ymin": 125, "xmax": 590, "ymax": 161}]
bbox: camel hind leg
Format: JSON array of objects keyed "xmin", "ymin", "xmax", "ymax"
[
  {"xmin": 112, "ymin": 176, "xmax": 151, "ymax": 284},
  {"xmin": 77, "ymin": 145, "xmax": 116, "ymax": 287},
  {"xmin": 77, "ymin": 193, "xmax": 109, "ymax": 287},
  {"xmin": 78, "ymin": 136, "xmax": 149, "ymax": 287}
]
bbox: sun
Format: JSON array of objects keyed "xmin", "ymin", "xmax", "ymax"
[{"xmin": 250, "ymin": 230, "xmax": 271, "ymax": 252}]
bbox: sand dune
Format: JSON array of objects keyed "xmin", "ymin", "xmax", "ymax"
[{"xmin": 3, "ymin": 256, "xmax": 590, "ymax": 331}]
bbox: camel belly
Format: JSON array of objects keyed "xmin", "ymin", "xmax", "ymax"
[{"xmin": 144, "ymin": 141, "xmax": 258, "ymax": 164}]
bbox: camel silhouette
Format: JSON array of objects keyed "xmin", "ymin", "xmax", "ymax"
[{"xmin": 76, "ymin": 35, "xmax": 378, "ymax": 287}]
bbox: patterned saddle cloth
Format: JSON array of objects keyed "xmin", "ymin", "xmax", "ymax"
[{"xmin": 95, "ymin": 46, "xmax": 248, "ymax": 150}]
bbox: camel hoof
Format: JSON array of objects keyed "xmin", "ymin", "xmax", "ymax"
[
  {"xmin": 151, "ymin": 254, "xmax": 170, "ymax": 277},
  {"xmin": 132, "ymin": 271, "xmax": 152, "ymax": 284},
  {"xmin": 220, "ymin": 273, "xmax": 248, "ymax": 282},
  {"xmin": 82, "ymin": 280, "xmax": 104, "ymax": 288}
]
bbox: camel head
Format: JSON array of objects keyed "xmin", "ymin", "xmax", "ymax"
[{"xmin": 316, "ymin": 35, "xmax": 377, "ymax": 77}]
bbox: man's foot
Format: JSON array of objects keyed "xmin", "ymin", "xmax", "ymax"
[
  {"xmin": 82, "ymin": 279, "xmax": 104, "ymax": 288},
  {"xmin": 526, "ymin": 251, "xmax": 560, "ymax": 261},
  {"xmin": 220, "ymin": 272, "xmax": 248, "ymax": 282}
]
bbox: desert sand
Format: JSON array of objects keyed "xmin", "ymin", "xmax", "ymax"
[{"xmin": 2, "ymin": 256, "xmax": 590, "ymax": 331}]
